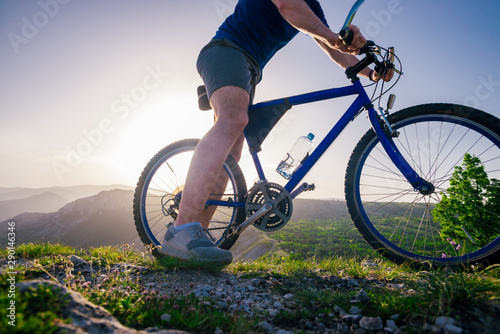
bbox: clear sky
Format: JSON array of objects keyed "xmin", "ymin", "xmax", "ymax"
[{"xmin": 1, "ymin": 0, "xmax": 500, "ymax": 198}]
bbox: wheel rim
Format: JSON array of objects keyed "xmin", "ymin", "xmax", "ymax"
[
  {"xmin": 354, "ymin": 113, "xmax": 500, "ymax": 264},
  {"xmin": 138, "ymin": 145, "xmax": 241, "ymax": 246}
]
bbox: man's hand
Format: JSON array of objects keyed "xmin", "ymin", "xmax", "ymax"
[
  {"xmin": 372, "ymin": 67, "xmax": 394, "ymax": 82},
  {"xmin": 336, "ymin": 25, "xmax": 366, "ymax": 55}
]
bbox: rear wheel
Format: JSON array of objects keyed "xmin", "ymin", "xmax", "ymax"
[
  {"xmin": 133, "ymin": 139, "xmax": 247, "ymax": 257},
  {"xmin": 345, "ymin": 104, "xmax": 500, "ymax": 269}
]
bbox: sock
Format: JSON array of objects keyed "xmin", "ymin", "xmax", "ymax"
[{"xmin": 173, "ymin": 222, "xmax": 201, "ymax": 230}]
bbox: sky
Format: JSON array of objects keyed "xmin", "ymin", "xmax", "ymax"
[{"xmin": 1, "ymin": 0, "xmax": 500, "ymax": 199}]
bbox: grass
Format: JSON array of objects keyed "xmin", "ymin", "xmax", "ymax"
[
  {"xmin": 1, "ymin": 242, "xmax": 499, "ymax": 333},
  {"xmin": 0, "ymin": 274, "xmax": 70, "ymax": 334}
]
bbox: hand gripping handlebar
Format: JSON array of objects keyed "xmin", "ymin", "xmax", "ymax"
[{"xmin": 339, "ymin": 0, "xmax": 365, "ymax": 45}]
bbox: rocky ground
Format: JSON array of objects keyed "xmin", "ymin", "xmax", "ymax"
[{"xmin": 7, "ymin": 255, "xmax": 499, "ymax": 334}]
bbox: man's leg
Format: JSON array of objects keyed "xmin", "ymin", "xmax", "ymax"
[
  {"xmin": 159, "ymin": 86, "xmax": 249, "ymax": 263},
  {"xmin": 200, "ymin": 132, "xmax": 245, "ymax": 227},
  {"xmin": 174, "ymin": 85, "xmax": 249, "ymax": 227}
]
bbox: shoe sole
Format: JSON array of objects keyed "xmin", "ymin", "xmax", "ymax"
[{"xmin": 159, "ymin": 245, "xmax": 232, "ymax": 265}]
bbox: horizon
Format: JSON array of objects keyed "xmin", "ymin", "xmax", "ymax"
[{"xmin": 1, "ymin": 0, "xmax": 500, "ymax": 199}]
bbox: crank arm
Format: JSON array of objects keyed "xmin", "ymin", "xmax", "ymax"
[{"xmin": 235, "ymin": 203, "xmax": 273, "ymax": 235}]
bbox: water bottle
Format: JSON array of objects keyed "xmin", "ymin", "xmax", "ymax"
[{"xmin": 276, "ymin": 133, "xmax": 314, "ymax": 179}]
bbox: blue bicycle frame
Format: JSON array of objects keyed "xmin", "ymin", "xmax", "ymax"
[{"xmin": 206, "ymin": 78, "xmax": 427, "ymax": 208}]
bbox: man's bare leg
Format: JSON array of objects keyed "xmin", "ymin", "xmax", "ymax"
[
  {"xmin": 200, "ymin": 133, "xmax": 245, "ymax": 227},
  {"xmin": 174, "ymin": 86, "xmax": 249, "ymax": 227},
  {"xmin": 159, "ymin": 86, "xmax": 248, "ymax": 263}
]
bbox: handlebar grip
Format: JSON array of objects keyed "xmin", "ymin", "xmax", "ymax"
[{"xmin": 339, "ymin": 26, "xmax": 353, "ymax": 45}]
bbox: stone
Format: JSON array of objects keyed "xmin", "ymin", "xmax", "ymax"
[
  {"xmin": 359, "ymin": 316, "xmax": 383, "ymax": 331},
  {"xmin": 349, "ymin": 306, "xmax": 362, "ymax": 315},
  {"xmin": 435, "ymin": 316, "xmax": 455, "ymax": 328},
  {"xmin": 386, "ymin": 319, "xmax": 398, "ymax": 330},
  {"xmin": 355, "ymin": 289, "xmax": 371, "ymax": 304},
  {"xmin": 259, "ymin": 321, "xmax": 274, "ymax": 333},
  {"xmin": 334, "ymin": 305, "xmax": 345, "ymax": 314},
  {"xmin": 16, "ymin": 280, "xmax": 188, "ymax": 334},
  {"xmin": 276, "ymin": 330, "xmax": 293, "ymax": 334},
  {"xmin": 444, "ymin": 324, "xmax": 464, "ymax": 334},
  {"xmin": 160, "ymin": 313, "xmax": 171, "ymax": 322}
]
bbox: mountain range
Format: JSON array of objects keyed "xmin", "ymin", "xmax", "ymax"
[{"xmin": 0, "ymin": 184, "xmax": 351, "ymax": 257}]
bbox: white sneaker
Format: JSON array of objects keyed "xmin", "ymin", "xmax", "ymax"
[{"xmin": 159, "ymin": 223, "xmax": 232, "ymax": 264}]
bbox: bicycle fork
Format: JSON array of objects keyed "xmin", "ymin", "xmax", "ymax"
[{"xmin": 367, "ymin": 105, "xmax": 434, "ymax": 195}]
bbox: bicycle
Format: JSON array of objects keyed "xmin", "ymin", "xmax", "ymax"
[{"xmin": 133, "ymin": 0, "xmax": 500, "ymax": 269}]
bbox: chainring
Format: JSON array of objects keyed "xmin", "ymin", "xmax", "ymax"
[{"xmin": 245, "ymin": 182, "xmax": 293, "ymax": 231}]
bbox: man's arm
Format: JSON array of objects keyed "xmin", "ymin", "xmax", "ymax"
[
  {"xmin": 273, "ymin": 0, "xmax": 393, "ymax": 81},
  {"xmin": 271, "ymin": 0, "xmax": 366, "ymax": 54},
  {"xmin": 314, "ymin": 38, "xmax": 373, "ymax": 79}
]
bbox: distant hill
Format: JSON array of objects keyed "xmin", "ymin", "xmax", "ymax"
[
  {"xmin": 0, "ymin": 184, "xmax": 134, "ymax": 202},
  {"xmin": 0, "ymin": 189, "xmax": 140, "ymax": 249},
  {"xmin": 0, "ymin": 192, "xmax": 70, "ymax": 222},
  {"xmin": 290, "ymin": 198, "xmax": 350, "ymax": 221},
  {"xmin": 0, "ymin": 190, "xmax": 352, "ymax": 257}
]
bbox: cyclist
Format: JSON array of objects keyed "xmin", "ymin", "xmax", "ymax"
[{"xmin": 160, "ymin": 0, "xmax": 393, "ymax": 264}]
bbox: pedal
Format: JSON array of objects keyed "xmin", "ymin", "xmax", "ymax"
[{"xmin": 290, "ymin": 182, "xmax": 315, "ymax": 198}]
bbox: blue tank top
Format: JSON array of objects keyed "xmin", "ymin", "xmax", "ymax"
[{"xmin": 213, "ymin": 0, "xmax": 328, "ymax": 69}]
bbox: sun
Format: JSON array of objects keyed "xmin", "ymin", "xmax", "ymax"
[{"xmin": 107, "ymin": 91, "xmax": 214, "ymax": 186}]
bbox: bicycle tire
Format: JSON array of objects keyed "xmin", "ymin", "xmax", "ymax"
[
  {"xmin": 133, "ymin": 139, "xmax": 247, "ymax": 257},
  {"xmin": 345, "ymin": 103, "xmax": 500, "ymax": 269}
]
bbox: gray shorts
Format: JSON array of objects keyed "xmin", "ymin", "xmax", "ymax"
[{"xmin": 196, "ymin": 39, "xmax": 262, "ymax": 102}]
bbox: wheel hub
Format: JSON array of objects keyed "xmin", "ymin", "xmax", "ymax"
[{"xmin": 418, "ymin": 181, "xmax": 435, "ymax": 195}]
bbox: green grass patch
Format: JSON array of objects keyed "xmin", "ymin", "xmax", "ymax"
[{"xmin": 0, "ymin": 275, "xmax": 70, "ymax": 334}]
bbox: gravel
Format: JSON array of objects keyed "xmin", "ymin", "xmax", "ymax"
[{"xmin": 8, "ymin": 255, "xmax": 498, "ymax": 334}]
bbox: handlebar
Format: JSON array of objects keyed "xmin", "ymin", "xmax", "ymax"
[
  {"xmin": 339, "ymin": 0, "xmax": 365, "ymax": 45},
  {"xmin": 340, "ymin": 1, "xmax": 401, "ymax": 81}
]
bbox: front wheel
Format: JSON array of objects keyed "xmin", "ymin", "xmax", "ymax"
[
  {"xmin": 345, "ymin": 104, "xmax": 500, "ymax": 269},
  {"xmin": 133, "ymin": 139, "xmax": 247, "ymax": 257}
]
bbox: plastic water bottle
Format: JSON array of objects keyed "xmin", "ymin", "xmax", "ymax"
[{"xmin": 276, "ymin": 133, "xmax": 314, "ymax": 179}]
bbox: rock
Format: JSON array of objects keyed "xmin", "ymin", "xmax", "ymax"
[
  {"xmin": 160, "ymin": 314, "xmax": 171, "ymax": 323},
  {"xmin": 218, "ymin": 301, "xmax": 228, "ymax": 310},
  {"xmin": 259, "ymin": 321, "xmax": 274, "ymax": 333},
  {"xmin": 70, "ymin": 255, "xmax": 89, "ymax": 268},
  {"xmin": 16, "ymin": 280, "xmax": 188, "ymax": 334},
  {"xmin": 355, "ymin": 289, "xmax": 371, "ymax": 304},
  {"xmin": 359, "ymin": 316, "xmax": 383, "ymax": 331},
  {"xmin": 386, "ymin": 319, "xmax": 398, "ymax": 330},
  {"xmin": 349, "ymin": 306, "xmax": 362, "ymax": 315},
  {"xmin": 444, "ymin": 324, "xmax": 464, "ymax": 334},
  {"xmin": 334, "ymin": 305, "xmax": 345, "ymax": 314},
  {"xmin": 276, "ymin": 330, "xmax": 293, "ymax": 334},
  {"xmin": 435, "ymin": 316, "xmax": 455, "ymax": 328}
]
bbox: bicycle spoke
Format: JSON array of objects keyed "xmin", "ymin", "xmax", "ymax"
[{"xmin": 346, "ymin": 105, "xmax": 500, "ymax": 267}]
